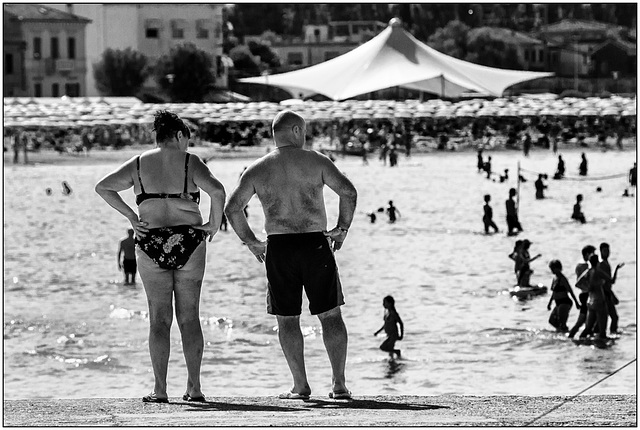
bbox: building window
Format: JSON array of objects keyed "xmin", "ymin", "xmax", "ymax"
[
  {"xmin": 52, "ymin": 83, "xmax": 59, "ymax": 97},
  {"xmin": 65, "ymin": 83, "xmax": 80, "ymax": 97},
  {"xmin": 196, "ymin": 19, "xmax": 209, "ymax": 39},
  {"xmin": 6, "ymin": 53, "xmax": 14, "ymax": 75},
  {"xmin": 216, "ymin": 55, "xmax": 222, "ymax": 77},
  {"xmin": 145, "ymin": 28, "xmax": 159, "ymax": 38},
  {"xmin": 524, "ymin": 49, "xmax": 529, "ymax": 61},
  {"xmin": 145, "ymin": 20, "xmax": 161, "ymax": 39},
  {"xmin": 538, "ymin": 49, "xmax": 543, "ymax": 62},
  {"xmin": 33, "ymin": 37, "xmax": 41, "ymax": 59},
  {"xmin": 171, "ymin": 20, "xmax": 185, "ymax": 39},
  {"xmin": 51, "ymin": 37, "xmax": 59, "ymax": 59},
  {"xmin": 68, "ymin": 37, "xmax": 76, "ymax": 59},
  {"xmin": 287, "ymin": 52, "xmax": 303, "ymax": 65},
  {"xmin": 34, "ymin": 83, "xmax": 42, "ymax": 97}
]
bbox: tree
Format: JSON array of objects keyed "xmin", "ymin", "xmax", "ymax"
[
  {"xmin": 154, "ymin": 43, "xmax": 215, "ymax": 102},
  {"xmin": 248, "ymin": 40, "xmax": 281, "ymax": 69},
  {"xmin": 465, "ymin": 27, "xmax": 523, "ymax": 69},
  {"xmin": 93, "ymin": 48, "xmax": 149, "ymax": 96},
  {"xmin": 229, "ymin": 45, "xmax": 260, "ymax": 76},
  {"xmin": 427, "ymin": 20, "xmax": 470, "ymax": 59}
]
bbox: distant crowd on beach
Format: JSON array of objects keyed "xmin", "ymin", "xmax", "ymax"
[
  {"xmin": 4, "ymin": 124, "xmax": 155, "ymax": 160},
  {"xmin": 4, "ymin": 106, "xmax": 636, "ymax": 164},
  {"xmin": 314, "ymin": 112, "xmax": 635, "ymax": 156}
]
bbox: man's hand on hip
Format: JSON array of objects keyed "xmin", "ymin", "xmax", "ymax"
[
  {"xmin": 246, "ymin": 239, "xmax": 267, "ymax": 263},
  {"xmin": 324, "ymin": 227, "xmax": 348, "ymax": 251}
]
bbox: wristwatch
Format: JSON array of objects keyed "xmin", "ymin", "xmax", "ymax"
[{"xmin": 337, "ymin": 226, "xmax": 349, "ymax": 233}]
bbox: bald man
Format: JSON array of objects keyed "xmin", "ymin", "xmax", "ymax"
[{"xmin": 225, "ymin": 110, "xmax": 357, "ymax": 400}]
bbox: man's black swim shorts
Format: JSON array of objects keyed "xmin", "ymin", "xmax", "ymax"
[{"xmin": 265, "ymin": 232, "xmax": 344, "ymax": 316}]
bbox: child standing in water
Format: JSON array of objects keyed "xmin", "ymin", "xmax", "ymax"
[
  {"xmin": 546, "ymin": 259, "xmax": 580, "ymax": 332},
  {"xmin": 482, "ymin": 194, "xmax": 499, "ymax": 234},
  {"xmin": 374, "ymin": 295, "xmax": 404, "ymax": 359}
]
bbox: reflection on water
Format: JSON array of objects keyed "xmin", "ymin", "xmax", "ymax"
[
  {"xmin": 385, "ymin": 359, "xmax": 405, "ymax": 378},
  {"xmin": 3, "ymin": 150, "xmax": 637, "ymax": 399}
]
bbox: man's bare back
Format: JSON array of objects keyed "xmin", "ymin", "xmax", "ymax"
[
  {"xmin": 244, "ymin": 147, "xmax": 333, "ymax": 235},
  {"xmin": 225, "ymin": 110, "xmax": 356, "ymax": 261}
]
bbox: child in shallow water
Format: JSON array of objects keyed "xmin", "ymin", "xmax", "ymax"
[
  {"xmin": 547, "ymin": 259, "xmax": 580, "ymax": 332},
  {"xmin": 374, "ymin": 295, "xmax": 404, "ymax": 359}
]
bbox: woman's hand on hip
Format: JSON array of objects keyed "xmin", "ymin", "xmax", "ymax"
[{"xmin": 129, "ymin": 217, "xmax": 149, "ymax": 238}]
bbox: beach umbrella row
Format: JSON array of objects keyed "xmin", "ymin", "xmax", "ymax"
[{"xmin": 3, "ymin": 94, "xmax": 635, "ymax": 129}]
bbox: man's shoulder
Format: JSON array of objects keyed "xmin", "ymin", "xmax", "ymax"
[{"xmin": 243, "ymin": 153, "xmax": 275, "ymax": 174}]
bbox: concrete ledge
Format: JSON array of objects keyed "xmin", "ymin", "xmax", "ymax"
[{"xmin": 3, "ymin": 395, "xmax": 636, "ymax": 426}]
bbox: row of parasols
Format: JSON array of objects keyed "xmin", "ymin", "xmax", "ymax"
[{"xmin": 3, "ymin": 94, "xmax": 636, "ymax": 129}]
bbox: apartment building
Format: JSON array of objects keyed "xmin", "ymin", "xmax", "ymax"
[
  {"xmin": 536, "ymin": 19, "xmax": 634, "ymax": 77},
  {"xmin": 3, "ymin": 4, "xmax": 90, "ymax": 97},
  {"xmin": 248, "ymin": 20, "xmax": 385, "ymax": 68},
  {"xmin": 45, "ymin": 4, "xmax": 226, "ymax": 96}
]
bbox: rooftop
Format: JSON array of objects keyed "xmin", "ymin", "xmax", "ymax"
[
  {"xmin": 540, "ymin": 19, "xmax": 620, "ymax": 34},
  {"xmin": 470, "ymin": 27, "xmax": 544, "ymax": 45},
  {"xmin": 591, "ymin": 38, "xmax": 637, "ymax": 56},
  {"xmin": 3, "ymin": 4, "xmax": 91, "ymax": 23}
]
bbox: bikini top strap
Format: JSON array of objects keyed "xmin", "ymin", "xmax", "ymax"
[
  {"xmin": 136, "ymin": 156, "xmax": 146, "ymax": 194},
  {"xmin": 183, "ymin": 153, "xmax": 190, "ymax": 194}
]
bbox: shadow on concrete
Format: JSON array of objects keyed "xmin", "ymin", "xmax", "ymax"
[
  {"xmin": 177, "ymin": 401, "xmax": 299, "ymax": 413},
  {"xmin": 303, "ymin": 399, "xmax": 450, "ymax": 411}
]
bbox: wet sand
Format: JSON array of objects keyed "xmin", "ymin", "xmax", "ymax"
[{"xmin": 3, "ymin": 395, "xmax": 636, "ymax": 426}]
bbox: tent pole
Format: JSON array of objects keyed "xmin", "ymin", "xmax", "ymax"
[{"xmin": 440, "ymin": 74, "xmax": 445, "ymax": 99}]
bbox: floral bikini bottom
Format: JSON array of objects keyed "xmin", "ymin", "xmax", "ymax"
[{"xmin": 136, "ymin": 225, "xmax": 207, "ymax": 270}]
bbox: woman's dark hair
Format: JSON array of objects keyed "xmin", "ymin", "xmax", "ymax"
[
  {"xmin": 588, "ymin": 254, "xmax": 599, "ymax": 268},
  {"xmin": 384, "ymin": 295, "xmax": 395, "ymax": 306},
  {"xmin": 153, "ymin": 110, "xmax": 190, "ymax": 143}
]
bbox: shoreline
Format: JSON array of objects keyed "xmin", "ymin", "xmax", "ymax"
[
  {"xmin": 3, "ymin": 395, "xmax": 636, "ymax": 426},
  {"xmin": 4, "ymin": 138, "xmax": 636, "ymax": 167}
]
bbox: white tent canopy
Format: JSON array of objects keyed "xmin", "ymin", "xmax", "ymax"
[{"xmin": 240, "ymin": 18, "xmax": 553, "ymax": 100}]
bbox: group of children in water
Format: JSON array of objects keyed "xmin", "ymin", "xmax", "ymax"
[
  {"xmin": 508, "ymin": 236, "xmax": 624, "ymax": 341},
  {"xmin": 546, "ymin": 243, "xmax": 624, "ymax": 341},
  {"xmin": 375, "ymin": 241, "xmax": 624, "ymax": 360}
]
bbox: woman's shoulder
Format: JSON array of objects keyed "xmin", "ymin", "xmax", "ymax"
[{"xmin": 138, "ymin": 148, "xmax": 161, "ymax": 161}]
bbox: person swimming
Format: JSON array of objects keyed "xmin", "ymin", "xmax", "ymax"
[
  {"xmin": 386, "ymin": 200, "xmax": 401, "ymax": 223},
  {"xmin": 572, "ymin": 194, "xmax": 586, "ymax": 224}
]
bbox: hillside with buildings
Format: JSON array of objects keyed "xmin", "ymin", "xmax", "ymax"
[{"xmin": 3, "ymin": 3, "xmax": 636, "ymax": 99}]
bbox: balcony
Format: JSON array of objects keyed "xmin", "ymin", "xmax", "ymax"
[
  {"xmin": 56, "ymin": 59, "xmax": 75, "ymax": 72},
  {"xmin": 40, "ymin": 58, "xmax": 82, "ymax": 76}
]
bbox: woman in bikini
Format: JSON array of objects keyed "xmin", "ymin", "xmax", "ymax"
[{"xmin": 95, "ymin": 110, "xmax": 226, "ymax": 403}]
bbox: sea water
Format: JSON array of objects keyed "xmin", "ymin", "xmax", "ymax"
[{"xmin": 3, "ymin": 148, "xmax": 636, "ymax": 399}]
